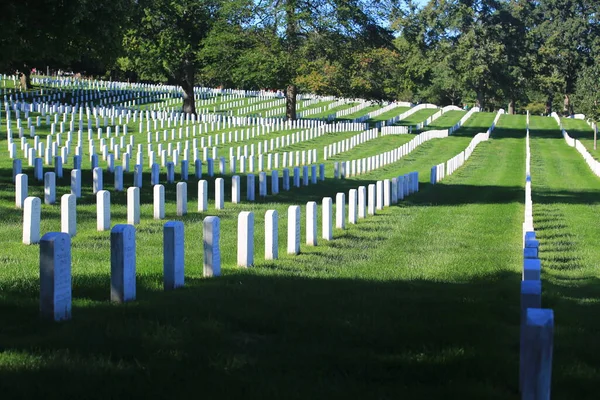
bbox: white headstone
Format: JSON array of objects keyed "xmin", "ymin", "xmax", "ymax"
[
  {"xmin": 265, "ymin": 210, "xmax": 278, "ymax": 260},
  {"xmin": 237, "ymin": 211, "xmax": 254, "ymax": 267},
  {"xmin": 61, "ymin": 194, "xmax": 76, "ymax": 237},
  {"xmin": 44, "ymin": 172, "xmax": 56, "ymax": 205},
  {"xmin": 348, "ymin": 189, "xmax": 357, "ymax": 224},
  {"xmin": 322, "ymin": 197, "xmax": 333, "ymax": 240},
  {"xmin": 39, "ymin": 232, "xmax": 72, "ymax": 321},
  {"xmin": 198, "ymin": 180, "xmax": 208, "ymax": 212},
  {"xmin": 16, "ymin": 173, "xmax": 28, "ymax": 209},
  {"xmin": 176, "ymin": 182, "xmax": 187, "ymax": 216},
  {"xmin": 306, "ymin": 201, "xmax": 317, "ymax": 246},
  {"xmin": 97, "ymin": 190, "xmax": 111, "ymax": 231},
  {"xmin": 287, "ymin": 206, "xmax": 301, "ymax": 255},
  {"xmin": 127, "ymin": 187, "xmax": 140, "ymax": 225},
  {"xmin": 154, "ymin": 184, "xmax": 165, "ymax": 219},
  {"xmin": 336, "ymin": 193, "xmax": 346, "ymax": 229},
  {"xmin": 232, "ymin": 175, "xmax": 241, "ymax": 204},
  {"xmin": 203, "ymin": 216, "xmax": 221, "ymax": 277},
  {"xmin": 215, "ymin": 178, "xmax": 224, "ymax": 209},
  {"xmin": 23, "ymin": 196, "xmax": 41, "ymax": 245}
]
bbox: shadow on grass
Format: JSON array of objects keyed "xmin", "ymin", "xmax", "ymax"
[{"xmin": 0, "ymin": 269, "xmax": 522, "ymax": 400}]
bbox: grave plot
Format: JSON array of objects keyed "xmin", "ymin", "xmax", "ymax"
[
  {"xmin": 365, "ymin": 103, "xmax": 412, "ymax": 123},
  {"xmin": 0, "ymin": 109, "xmax": 531, "ymax": 398},
  {"xmin": 527, "ymin": 115, "xmax": 600, "ymax": 399},
  {"xmin": 0, "ymin": 83, "xmax": 573, "ymax": 397},
  {"xmin": 326, "ymin": 110, "xmax": 491, "ymax": 180}
]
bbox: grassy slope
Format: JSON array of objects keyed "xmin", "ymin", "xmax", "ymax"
[
  {"xmin": 529, "ymin": 115, "xmax": 600, "ymax": 399},
  {"xmin": 559, "ymin": 117, "xmax": 600, "ymax": 161},
  {"xmin": 0, "ymin": 103, "xmax": 530, "ymax": 398}
]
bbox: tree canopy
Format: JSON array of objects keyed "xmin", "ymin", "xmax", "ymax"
[{"xmin": 1, "ymin": 0, "xmax": 599, "ymax": 118}]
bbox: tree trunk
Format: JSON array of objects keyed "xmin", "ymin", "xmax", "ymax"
[
  {"xmin": 476, "ymin": 92, "xmax": 485, "ymax": 110},
  {"xmin": 286, "ymin": 84, "xmax": 297, "ymax": 120},
  {"xmin": 181, "ymin": 67, "xmax": 196, "ymax": 115},
  {"xmin": 545, "ymin": 94, "xmax": 553, "ymax": 116},
  {"xmin": 563, "ymin": 94, "xmax": 572, "ymax": 116},
  {"xmin": 508, "ymin": 99, "xmax": 515, "ymax": 114},
  {"xmin": 19, "ymin": 67, "xmax": 32, "ymax": 90}
]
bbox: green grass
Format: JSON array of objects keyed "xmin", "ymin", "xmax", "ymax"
[
  {"xmin": 0, "ymin": 99, "xmax": 598, "ymax": 399},
  {"xmin": 559, "ymin": 117, "xmax": 600, "ymax": 160},
  {"xmin": 368, "ymin": 106, "xmax": 412, "ymax": 122},
  {"xmin": 394, "ymin": 108, "xmax": 440, "ymax": 126},
  {"xmin": 528, "ymin": 115, "xmax": 600, "ymax": 399}
]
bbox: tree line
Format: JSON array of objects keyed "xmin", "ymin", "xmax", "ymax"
[{"xmin": 1, "ymin": 0, "xmax": 599, "ymax": 119}]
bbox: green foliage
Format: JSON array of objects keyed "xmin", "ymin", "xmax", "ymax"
[{"xmin": 573, "ymin": 62, "xmax": 600, "ymax": 121}]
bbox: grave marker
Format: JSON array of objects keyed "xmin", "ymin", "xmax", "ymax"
[
  {"xmin": 164, "ymin": 221, "xmax": 184, "ymax": 290},
  {"xmin": 39, "ymin": 232, "xmax": 72, "ymax": 321},
  {"xmin": 203, "ymin": 216, "xmax": 221, "ymax": 277},
  {"xmin": 110, "ymin": 224, "xmax": 136, "ymax": 303}
]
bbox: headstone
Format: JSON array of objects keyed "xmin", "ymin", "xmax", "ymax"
[
  {"xmin": 237, "ymin": 211, "xmax": 254, "ymax": 267},
  {"xmin": 319, "ymin": 164, "xmax": 325, "ymax": 181},
  {"xmin": 195, "ymin": 159, "xmax": 202, "ymax": 179},
  {"xmin": 154, "ymin": 184, "xmax": 165, "ymax": 219},
  {"xmin": 71, "ymin": 169, "xmax": 81, "ymax": 198},
  {"xmin": 34, "ymin": 157, "xmax": 43, "ymax": 181},
  {"xmin": 306, "ymin": 201, "xmax": 317, "ymax": 246},
  {"xmin": 127, "ymin": 187, "xmax": 140, "ymax": 225},
  {"xmin": 519, "ymin": 280, "xmax": 542, "ymax": 391},
  {"xmin": 180, "ymin": 160, "xmax": 189, "ymax": 181},
  {"xmin": 259, "ymin": 172, "xmax": 267, "ymax": 197},
  {"xmin": 23, "ymin": 196, "xmax": 41, "ymax": 245},
  {"xmin": 16, "ymin": 173, "xmax": 28, "ymax": 209},
  {"xmin": 349, "ymin": 189, "xmax": 357, "ymax": 224},
  {"xmin": 166, "ymin": 162, "xmax": 175, "ymax": 184},
  {"xmin": 215, "ymin": 178, "xmax": 224, "ymax": 209},
  {"xmin": 383, "ymin": 179, "xmax": 391, "ymax": 207},
  {"xmin": 43, "ymin": 172, "xmax": 56, "ymax": 205},
  {"xmin": 164, "ymin": 221, "xmax": 184, "ymax": 290},
  {"xmin": 13, "ymin": 159, "xmax": 22, "ymax": 183},
  {"xmin": 61, "ymin": 194, "xmax": 76, "ymax": 237},
  {"xmin": 265, "ymin": 210, "xmax": 278, "ymax": 260},
  {"xmin": 322, "ymin": 197, "xmax": 333, "ymax": 240},
  {"xmin": 523, "ymin": 259, "xmax": 541, "ymax": 281},
  {"xmin": 271, "ymin": 170, "xmax": 279, "ymax": 194},
  {"xmin": 93, "ymin": 167, "xmax": 103, "ymax": 194},
  {"xmin": 287, "ymin": 206, "xmax": 301, "ymax": 255},
  {"xmin": 232, "ymin": 175, "xmax": 241, "ymax": 204},
  {"xmin": 247, "ymin": 174, "xmax": 255, "ymax": 201},
  {"xmin": 176, "ymin": 182, "xmax": 187, "ymax": 216},
  {"xmin": 522, "ymin": 308, "xmax": 554, "ymax": 400},
  {"xmin": 198, "ymin": 180, "xmax": 208, "ymax": 212},
  {"xmin": 39, "ymin": 232, "xmax": 72, "ymax": 321},
  {"xmin": 282, "ymin": 168, "xmax": 290, "ymax": 191},
  {"xmin": 358, "ymin": 186, "xmax": 367, "ymax": 219},
  {"xmin": 134, "ymin": 164, "xmax": 143, "ymax": 188},
  {"xmin": 376, "ymin": 181, "xmax": 384, "ymax": 210},
  {"xmin": 203, "ymin": 216, "xmax": 221, "ymax": 277},
  {"xmin": 110, "ymin": 224, "xmax": 136, "ymax": 303},
  {"xmin": 54, "ymin": 156, "xmax": 63, "ymax": 178},
  {"xmin": 97, "ymin": 190, "xmax": 111, "ymax": 231},
  {"xmin": 368, "ymin": 184, "xmax": 376, "ymax": 215}
]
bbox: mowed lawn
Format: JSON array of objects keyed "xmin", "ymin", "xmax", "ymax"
[
  {"xmin": 560, "ymin": 117, "xmax": 600, "ymax": 161},
  {"xmin": 529, "ymin": 115, "xmax": 600, "ymax": 399},
  {"xmin": 0, "ymin": 104, "xmax": 534, "ymax": 399}
]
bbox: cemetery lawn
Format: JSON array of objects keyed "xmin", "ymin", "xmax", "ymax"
[
  {"xmin": 559, "ymin": 117, "xmax": 600, "ymax": 160},
  {"xmin": 0, "ymin": 113, "xmax": 535, "ymax": 399},
  {"xmin": 528, "ymin": 115, "xmax": 600, "ymax": 399}
]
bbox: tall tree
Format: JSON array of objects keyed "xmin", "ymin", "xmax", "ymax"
[
  {"xmin": 246, "ymin": 0, "xmax": 397, "ymax": 120},
  {"xmin": 0, "ymin": 0, "xmax": 131, "ymax": 88},
  {"xmin": 124, "ymin": 0, "xmax": 250, "ymax": 114},
  {"xmin": 533, "ymin": 0, "xmax": 599, "ymax": 114}
]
